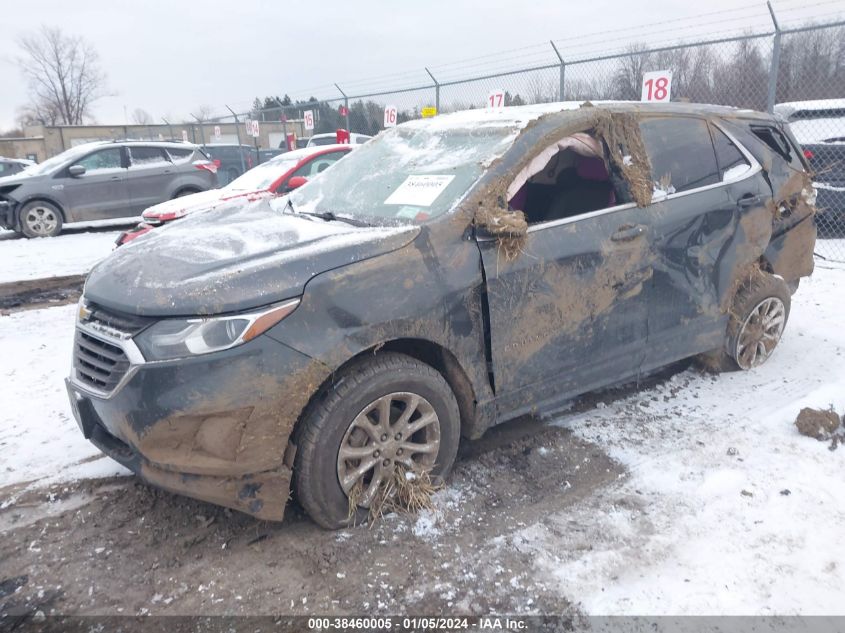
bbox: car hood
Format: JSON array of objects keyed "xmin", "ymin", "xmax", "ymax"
[
  {"xmin": 142, "ymin": 189, "xmax": 228, "ymax": 219},
  {"xmin": 0, "ymin": 171, "xmax": 44, "ymax": 190},
  {"xmin": 85, "ymin": 198, "xmax": 420, "ymax": 317}
]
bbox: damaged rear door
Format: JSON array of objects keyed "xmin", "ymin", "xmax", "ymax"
[
  {"xmin": 477, "ymin": 204, "xmax": 654, "ymax": 418},
  {"xmin": 639, "ymin": 116, "xmax": 770, "ymax": 368}
]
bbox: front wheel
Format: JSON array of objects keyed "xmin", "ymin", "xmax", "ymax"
[
  {"xmin": 19, "ymin": 200, "xmax": 63, "ymax": 238},
  {"xmin": 293, "ymin": 353, "xmax": 461, "ymax": 529}
]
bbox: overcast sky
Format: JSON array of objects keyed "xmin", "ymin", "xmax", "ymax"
[{"xmin": 1, "ymin": 0, "xmax": 842, "ymax": 129}]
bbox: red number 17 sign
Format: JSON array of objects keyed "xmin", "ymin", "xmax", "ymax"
[
  {"xmin": 487, "ymin": 90, "xmax": 505, "ymax": 109},
  {"xmin": 641, "ymin": 70, "xmax": 672, "ymax": 102}
]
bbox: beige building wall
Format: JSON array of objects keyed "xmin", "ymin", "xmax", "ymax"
[{"xmin": 0, "ymin": 120, "xmax": 307, "ymax": 161}]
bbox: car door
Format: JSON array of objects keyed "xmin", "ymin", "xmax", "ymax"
[
  {"xmin": 639, "ymin": 116, "xmax": 766, "ymax": 370},
  {"xmin": 478, "ymin": 200, "xmax": 654, "ymax": 417},
  {"xmin": 61, "ymin": 147, "xmax": 130, "ymax": 221},
  {"xmin": 126, "ymin": 146, "xmax": 175, "ymax": 214}
]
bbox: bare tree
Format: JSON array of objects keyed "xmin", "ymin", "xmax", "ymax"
[
  {"xmin": 190, "ymin": 105, "xmax": 214, "ymax": 122},
  {"xmin": 131, "ymin": 108, "xmax": 153, "ymax": 125},
  {"xmin": 17, "ymin": 26, "xmax": 108, "ymax": 125}
]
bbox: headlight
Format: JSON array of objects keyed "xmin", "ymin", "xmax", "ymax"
[{"xmin": 135, "ymin": 298, "xmax": 300, "ymax": 361}]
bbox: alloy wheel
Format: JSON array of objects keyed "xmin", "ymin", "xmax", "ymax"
[
  {"xmin": 23, "ymin": 205, "xmax": 59, "ymax": 237},
  {"xmin": 735, "ymin": 297, "xmax": 786, "ymax": 369},
  {"xmin": 336, "ymin": 391, "xmax": 441, "ymax": 508}
]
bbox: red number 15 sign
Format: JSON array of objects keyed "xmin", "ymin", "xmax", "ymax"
[{"xmin": 641, "ymin": 70, "xmax": 672, "ymax": 102}]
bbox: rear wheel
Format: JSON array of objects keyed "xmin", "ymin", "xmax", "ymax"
[
  {"xmin": 20, "ymin": 200, "xmax": 63, "ymax": 238},
  {"xmin": 294, "ymin": 353, "xmax": 460, "ymax": 529},
  {"xmin": 173, "ymin": 188, "xmax": 198, "ymax": 198},
  {"xmin": 701, "ymin": 271, "xmax": 791, "ymax": 371}
]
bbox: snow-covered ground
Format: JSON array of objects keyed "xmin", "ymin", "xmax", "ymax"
[
  {"xmin": 0, "ymin": 221, "xmax": 134, "ymax": 283},
  {"xmin": 0, "ymin": 304, "xmax": 128, "ymax": 495},
  {"xmin": 0, "ymin": 262, "xmax": 842, "ymax": 615}
]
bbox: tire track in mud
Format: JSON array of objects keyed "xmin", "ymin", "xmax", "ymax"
[{"xmin": 0, "ymin": 274, "xmax": 85, "ymax": 313}]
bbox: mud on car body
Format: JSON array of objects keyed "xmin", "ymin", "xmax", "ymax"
[{"xmin": 66, "ymin": 102, "xmax": 816, "ymax": 528}]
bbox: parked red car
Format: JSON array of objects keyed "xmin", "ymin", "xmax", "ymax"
[{"xmin": 116, "ymin": 144, "xmax": 354, "ymax": 246}]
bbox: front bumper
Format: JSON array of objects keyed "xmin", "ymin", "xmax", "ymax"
[{"xmin": 66, "ymin": 329, "xmax": 331, "ymax": 520}]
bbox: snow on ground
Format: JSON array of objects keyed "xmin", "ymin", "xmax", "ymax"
[
  {"xmin": 497, "ymin": 262, "xmax": 845, "ymax": 615},
  {"xmin": 0, "ymin": 304, "xmax": 129, "ymax": 495},
  {"xmin": 0, "ymin": 221, "xmax": 135, "ymax": 283}
]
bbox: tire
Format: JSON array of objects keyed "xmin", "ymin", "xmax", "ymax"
[
  {"xmin": 702, "ymin": 271, "xmax": 791, "ymax": 372},
  {"xmin": 174, "ymin": 188, "xmax": 198, "ymax": 198},
  {"xmin": 19, "ymin": 200, "xmax": 63, "ymax": 238},
  {"xmin": 227, "ymin": 168, "xmax": 239, "ymax": 183},
  {"xmin": 294, "ymin": 352, "xmax": 461, "ymax": 530}
]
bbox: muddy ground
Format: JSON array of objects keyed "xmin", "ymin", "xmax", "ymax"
[{"xmin": 0, "ymin": 366, "xmax": 690, "ymax": 619}]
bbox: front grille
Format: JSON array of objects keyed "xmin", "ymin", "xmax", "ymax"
[{"xmin": 74, "ymin": 331, "xmax": 131, "ymax": 393}]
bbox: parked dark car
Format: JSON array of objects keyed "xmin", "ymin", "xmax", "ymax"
[
  {"xmin": 201, "ymin": 144, "xmax": 260, "ymax": 186},
  {"xmin": 775, "ymin": 99, "xmax": 845, "ymax": 234},
  {"xmin": 0, "ymin": 141, "xmax": 217, "ymax": 237},
  {"xmin": 0, "ymin": 157, "xmax": 35, "ymax": 178},
  {"xmin": 116, "ymin": 144, "xmax": 353, "ymax": 245},
  {"xmin": 67, "ymin": 102, "xmax": 815, "ymax": 528}
]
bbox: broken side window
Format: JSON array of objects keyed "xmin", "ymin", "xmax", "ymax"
[
  {"xmin": 640, "ymin": 117, "xmax": 720, "ymax": 196},
  {"xmin": 506, "ymin": 133, "xmax": 623, "ymax": 225},
  {"xmin": 750, "ymin": 125, "xmax": 795, "ymax": 163},
  {"xmin": 710, "ymin": 126, "xmax": 752, "ymax": 182}
]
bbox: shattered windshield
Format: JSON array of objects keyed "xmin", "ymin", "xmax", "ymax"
[{"xmin": 275, "ymin": 123, "xmax": 521, "ymax": 224}]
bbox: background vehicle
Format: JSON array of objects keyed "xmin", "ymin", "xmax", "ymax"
[
  {"xmin": 306, "ymin": 132, "xmax": 372, "ymax": 147},
  {"xmin": 201, "ymin": 143, "xmax": 261, "ymax": 186},
  {"xmin": 0, "ymin": 157, "xmax": 35, "ymax": 178},
  {"xmin": 0, "ymin": 141, "xmax": 216, "ymax": 237},
  {"xmin": 69, "ymin": 103, "xmax": 815, "ymax": 528},
  {"xmin": 775, "ymin": 99, "xmax": 845, "ymax": 235},
  {"xmin": 116, "ymin": 144, "xmax": 353, "ymax": 245}
]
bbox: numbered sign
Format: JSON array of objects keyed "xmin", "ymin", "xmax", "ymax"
[
  {"xmin": 181, "ymin": 129, "xmax": 188, "ymax": 142},
  {"xmin": 214, "ymin": 125, "xmax": 221, "ymax": 140},
  {"xmin": 339, "ymin": 105, "xmax": 348, "ymax": 117},
  {"xmin": 384, "ymin": 105, "xmax": 398, "ymax": 128},
  {"xmin": 251, "ymin": 120, "xmax": 260, "ymax": 138},
  {"xmin": 641, "ymin": 70, "xmax": 672, "ymax": 102},
  {"xmin": 304, "ymin": 110, "xmax": 315, "ymax": 131},
  {"xmin": 487, "ymin": 90, "xmax": 505, "ymax": 109}
]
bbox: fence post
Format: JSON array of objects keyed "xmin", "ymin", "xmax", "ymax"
[
  {"xmin": 162, "ymin": 118, "xmax": 174, "ymax": 141},
  {"xmin": 193, "ymin": 116, "xmax": 206, "ymax": 147},
  {"xmin": 766, "ymin": 0, "xmax": 782, "ymax": 114},
  {"xmin": 225, "ymin": 105, "xmax": 247, "ymax": 175},
  {"xmin": 550, "ymin": 41, "xmax": 565, "ymax": 101},
  {"xmin": 425, "ymin": 67, "xmax": 440, "ymax": 113},
  {"xmin": 335, "ymin": 84, "xmax": 350, "ymax": 132}
]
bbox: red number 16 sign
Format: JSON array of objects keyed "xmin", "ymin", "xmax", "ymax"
[{"xmin": 641, "ymin": 70, "xmax": 672, "ymax": 102}]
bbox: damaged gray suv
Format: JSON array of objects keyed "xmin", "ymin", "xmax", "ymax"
[{"xmin": 66, "ymin": 102, "xmax": 816, "ymax": 528}]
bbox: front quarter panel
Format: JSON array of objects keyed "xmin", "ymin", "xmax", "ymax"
[{"xmin": 265, "ymin": 223, "xmax": 493, "ymax": 427}]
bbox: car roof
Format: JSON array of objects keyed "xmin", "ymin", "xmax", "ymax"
[
  {"xmin": 269, "ymin": 144, "xmax": 354, "ymax": 162},
  {"xmin": 399, "ymin": 100, "xmax": 774, "ymax": 134},
  {"xmin": 774, "ymin": 99, "xmax": 845, "ymax": 117}
]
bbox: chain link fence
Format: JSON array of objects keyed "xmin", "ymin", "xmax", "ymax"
[{"xmin": 208, "ymin": 15, "xmax": 842, "ymax": 261}]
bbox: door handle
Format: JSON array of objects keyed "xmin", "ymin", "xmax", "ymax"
[
  {"xmin": 737, "ymin": 194, "xmax": 763, "ymax": 209},
  {"xmin": 109, "ymin": 176, "xmax": 121, "ymax": 181},
  {"xmin": 611, "ymin": 224, "xmax": 646, "ymax": 242}
]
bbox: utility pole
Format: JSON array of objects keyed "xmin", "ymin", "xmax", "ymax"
[{"xmin": 335, "ymin": 84, "xmax": 350, "ymax": 133}]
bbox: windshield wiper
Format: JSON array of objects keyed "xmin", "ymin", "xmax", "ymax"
[{"xmin": 298, "ymin": 210, "xmax": 373, "ymax": 227}]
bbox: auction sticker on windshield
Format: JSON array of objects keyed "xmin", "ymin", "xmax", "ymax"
[{"xmin": 384, "ymin": 175, "xmax": 455, "ymax": 206}]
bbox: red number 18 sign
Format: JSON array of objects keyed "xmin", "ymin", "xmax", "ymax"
[{"xmin": 641, "ymin": 70, "xmax": 672, "ymax": 102}]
